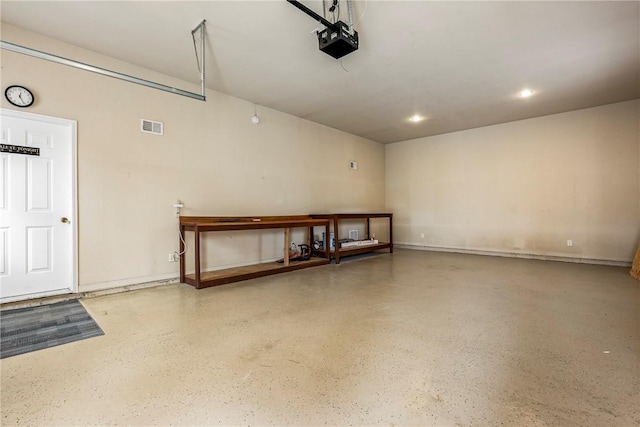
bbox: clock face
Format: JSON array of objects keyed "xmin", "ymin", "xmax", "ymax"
[{"xmin": 5, "ymin": 85, "xmax": 34, "ymax": 108}]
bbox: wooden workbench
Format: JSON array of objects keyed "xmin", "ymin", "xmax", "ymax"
[
  {"xmin": 310, "ymin": 213, "xmax": 393, "ymax": 264},
  {"xmin": 179, "ymin": 215, "xmax": 331, "ymax": 289}
]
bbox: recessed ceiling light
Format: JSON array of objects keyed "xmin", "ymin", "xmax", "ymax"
[
  {"xmin": 408, "ymin": 114, "xmax": 425, "ymax": 123},
  {"xmin": 517, "ymin": 89, "xmax": 535, "ymax": 98}
]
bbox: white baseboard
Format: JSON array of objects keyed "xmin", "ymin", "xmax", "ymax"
[
  {"xmin": 68, "ymin": 245, "xmax": 634, "ymax": 300},
  {"xmin": 80, "ymin": 273, "xmax": 179, "ymax": 294},
  {"xmin": 395, "ymin": 243, "xmax": 632, "ymax": 267}
]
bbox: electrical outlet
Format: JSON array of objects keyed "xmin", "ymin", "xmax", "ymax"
[
  {"xmin": 169, "ymin": 253, "xmax": 179, "ymax": 262},
  {"xmin": 420, "ymin": 233, "xmax": 425, "ymax": 239},
  {"xmin": 567, "ymin": 240, "xmax": 573, "ymax": 247}
]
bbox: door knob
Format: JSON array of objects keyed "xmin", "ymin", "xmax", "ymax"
[{"xmin": 61, "ymin": 217, "xmax": 69, "ymax": 224}]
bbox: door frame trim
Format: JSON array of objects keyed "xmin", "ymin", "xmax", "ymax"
[{"xmin": 1, "ymin": 108, "xmax": 78, "ymax": 303}]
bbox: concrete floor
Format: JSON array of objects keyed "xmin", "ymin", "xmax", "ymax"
[{"xmin": 1, "ymin": 249, "xmax": 639, "ymax": 426}]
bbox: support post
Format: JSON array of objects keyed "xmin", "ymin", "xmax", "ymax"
[{"xmin": 284, "ymin": 228, "xmax": 291, "ymax": 266}]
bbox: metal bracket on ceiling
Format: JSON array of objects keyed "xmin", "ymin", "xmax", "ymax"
[
  {"xmin": 1, "ymin": 19, "xmax": 208, "ymax": 102},
  {"xmin": 191, "ymin": 19, "xmax": 206, "ymax": 99}
]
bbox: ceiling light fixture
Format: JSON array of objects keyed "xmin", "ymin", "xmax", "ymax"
[
  {"xmin": 251, "ymin": 104, "xmax": 260, "ymax": 124},
  {"xmin": 409, "ymin": 114, "xmax": 425, "ymax": 123},
  {"xmin": 517, "ymin": 88, "xmax": 535, "ymax": 98}
]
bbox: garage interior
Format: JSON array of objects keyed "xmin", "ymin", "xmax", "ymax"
[{"xmin": 0, "ymin": 1, "xmax": 639, "ymax": 426}]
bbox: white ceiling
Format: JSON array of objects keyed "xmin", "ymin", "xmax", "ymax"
[{"xmin": 1, "ymin": 1, "xmax": 639, "ymax": 143}]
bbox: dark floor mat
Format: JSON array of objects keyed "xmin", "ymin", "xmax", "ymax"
[{"xmin": 1, "ymin": 299, "xmax": 104, "ymax": 359}]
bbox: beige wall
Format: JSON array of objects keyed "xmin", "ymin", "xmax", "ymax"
[
  {"xmin": 386, "ymin": 100, "xmax": 640, "ymax": 264},
  {"xmin": 3, "ymin": 24, "xmax": 637, "ymax": 295},
  {"xmin": 1, "ymin": 24, "xmax": 385, "ymax": 291}
]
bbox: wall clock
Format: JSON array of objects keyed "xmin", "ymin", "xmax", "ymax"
[{"xmin": 5, "ymin": 85, "xmax": 34, "ymax": 108}]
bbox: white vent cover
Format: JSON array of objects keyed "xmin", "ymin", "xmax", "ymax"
[{"xmin": 141, "ymin": 119, "xmax": 163, "ymax": 135}]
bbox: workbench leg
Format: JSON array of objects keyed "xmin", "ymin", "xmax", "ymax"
[
  {"xmin": 179, "ymin": 225, "xmax": 185, "ymax": 283},
  {"xmin": 194, "ymin": 227, "xmax": 201, "ymax": 288},
  {"xmin": 365, "ymin": 218, "xmax": 370, "ymax": 239},
  {"xmin": 284, "ymin": 228, "xmax": 291, "ymax": 266},
  {"xmin": 325, "ymin": 223, "xmax": 330, "ymax": 260},
  {"xmin": 389, "ymin": 215, "xmax": 394, "ymax": 253},
  {"xmin": 333, "ymin": 217, "xmax": 340, "ymax": 264}
]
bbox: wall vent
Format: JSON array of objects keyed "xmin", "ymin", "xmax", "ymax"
[{"xmin": 141, "ymin": 119, "xmax": 163, "ymax": 135}]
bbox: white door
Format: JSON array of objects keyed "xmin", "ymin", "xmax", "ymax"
[{"xmin": 0, "ymin": 109, "xmax": 77, "ymax": 303}]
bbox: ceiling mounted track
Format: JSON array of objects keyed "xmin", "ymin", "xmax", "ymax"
[
  {"xmin": 287, "ymin": 0, "xmax": 336, "ymax": 29},
  {"xmin": 1, "ymin": 19, "xmax": 207, "ymax": 102}
]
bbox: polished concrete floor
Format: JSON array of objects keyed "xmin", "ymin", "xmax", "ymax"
[{"xmin": 1, "ymin": 249, "xmax": 639, "ymax": 426}]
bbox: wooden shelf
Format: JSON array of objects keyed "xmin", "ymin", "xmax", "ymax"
[
  {"xmin": 180, "ymin": 215, "xmax": 330, "ymax": 289},
  {"xmin": 310, "ymin": 213, "xmax": 393, "ymax": 264},
  {"xmin": 314, "ymin": 242, "xmax": 392, "ymax": 257},
  {"xmin": 183, "ymin": 258, "xmax": 330, "ymax": 288}
]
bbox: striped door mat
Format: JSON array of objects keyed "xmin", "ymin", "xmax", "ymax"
[{"xmin": 1, "ymin": 299, "xmax": 104, "ymax": 359}]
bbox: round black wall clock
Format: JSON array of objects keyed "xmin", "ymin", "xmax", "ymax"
[{"xmin": 5, "ymin": 85, "xmax": 35, "ymax": 108}]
